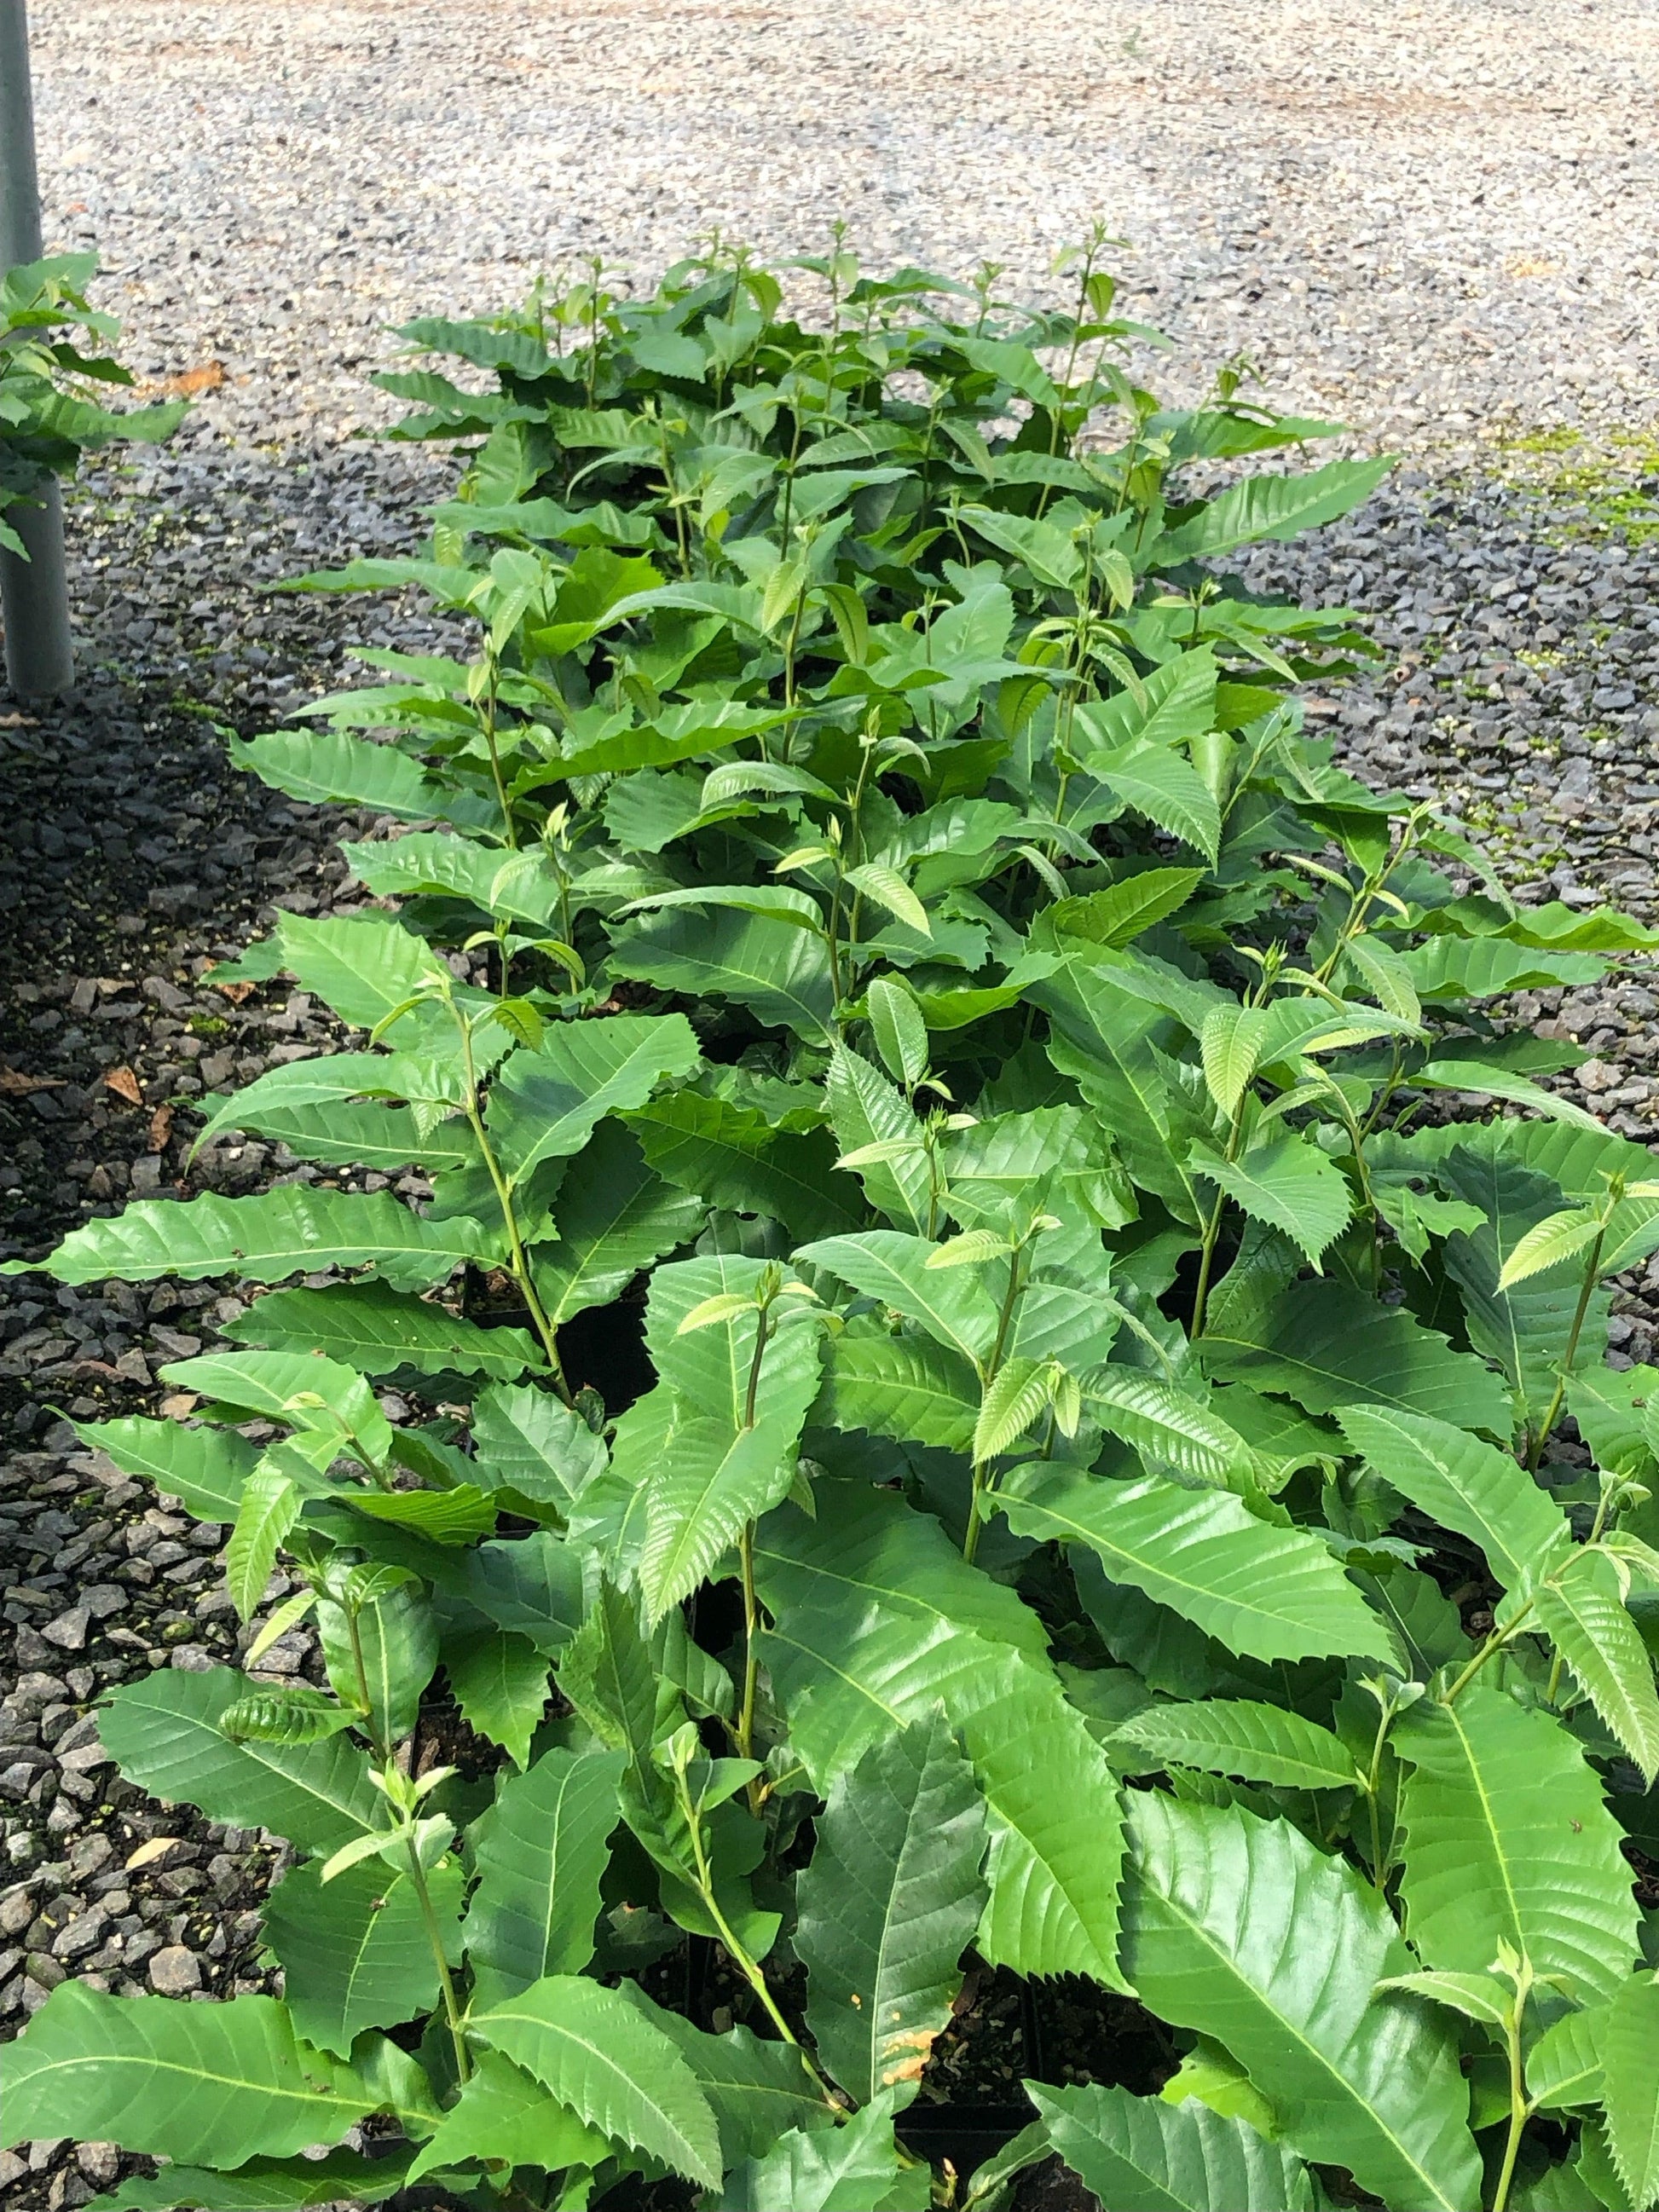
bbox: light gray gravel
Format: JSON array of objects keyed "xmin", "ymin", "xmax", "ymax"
[{"xmin": 30, "ymin": 0, "xmax": 1659, "ymax": 448}]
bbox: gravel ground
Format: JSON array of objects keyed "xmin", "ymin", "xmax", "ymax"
[{"xmin": 3, "ymin": 4, "xmax": 1659, "ymax": 2203}]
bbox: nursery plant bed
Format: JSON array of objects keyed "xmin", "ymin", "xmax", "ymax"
[{"xmin": 3, "ymin": 242, "xmax": 1659, "ymax": 2212}]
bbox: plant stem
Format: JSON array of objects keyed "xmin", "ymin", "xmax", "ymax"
[
  {"xmin": 477, "ymin": 656, "xmax": 516, "ymax": 849},
  {"xmin": 1440, "ymin": 1597, "xmax": 1535, "ymax": 1707},
  {"xmin": 1361, "ymin": 1695, "xmax": 1394, "ymax": 1895},
  {"xmin": 1189, "ymin": 1191, "xmax": 1227, "ymax": 1341},
  {"xmin": 737, "ymin": 1521, "xmax": 761, "ymax": 1789},
  {"xmin": 344, "ymin": 1606, "xmax": 388, "ymax": 1760},
  {"xmin": 1527, "ymin": 1227, "xmax": 1605, "ymax": 1473},
  {"xmin": 1490, "ymin": 1999, "xmax": 1528, "ymax": 2212},
  {"xmin": 455, "ymin": 1011, "xmax": 571, "ymax": 1401},
  {"xmin": 406, "ymin": 1838, "xmax": 471, "ymax": 2086}
]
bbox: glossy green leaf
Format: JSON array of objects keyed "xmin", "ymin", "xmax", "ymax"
[
  {"xmin": 99, "ymin": 1667, "xmax": 381, "ymax": 1852},
  {"xmin": 7, "ymin": 1186, "xmax": 494, "ymax": 1290},
  {"xmin": 1109, "ymin": 1699, "xmax": 1361, "ymax": 1792},
  {"xmin": 404, "ymin": 2050, "xmax": 609, "ymax": 2183},
  {"xmin": 0, "ymin": 1984, "xmax": 372, "ymax": 2162},
  {"xmin": 468, "ymin": 1973, "xmax": 721, "ymax": 2186},
  {"xmin": 484, "ymin": 1009, "xmax": 699, "ymax": 1186},
  {"xmin": 1123, "ymin": 1793, "xmax": 1482, "ymax": 2212},
  {"xmin": 716, "ymin": 2094, "xmax": 927, "ymax": 2212},
  {"xmin": 225, "ymin": 1281, "xmax": 544, "ymax": 1382},
  {"xmin": 530, "ymin": 1118, "xmax": 708, "ymax": 1323},
  {"xmin": 75, "ymin": 1414, "xmax": 257, "ymax": 1521},
  {"xmin": 1601, "ymin": 1974, "xmax": 1659, "ymax": 2208},
  {"xmin": 1202, "ymin": 1279, "xmax": 1513, "ymax": 1435},
  {"xmin": 796, "ymin": 1712, "xmax": 988, "ymax": 2107},
  {"xmin": 444, "ymin": 1629, "xmax": 552, "ymax": 1768},
  {"xmin": 465, "ymin": 1747, "xmax": 624, "ymax": 2004},
  {"xmin": 1393, "ymin": 1687, "xmax": 1638, "ymax": 2001},
  {"xmin": 998, "ymin": 1464, "xmax": 1392, "ymax": 1665},
  {"xmin": 1336, "ymin": 1404, "xmax": 1569, "ymax": 1592},
  {"xmin": 1534, "ymin": 1548, "xmax": 1659, "ymax": 1784},
  {"xmin": 261, "ymin": 1857, "xmax": 465, "ymax": 2056}
]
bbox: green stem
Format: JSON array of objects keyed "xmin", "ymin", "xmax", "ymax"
[
  {"xmin": 344, "ymin": 1606, "xmax": 388, "ymax": 1760},
  {"xmin": 1361, "ymin": 1695, "xmax": 1394, "ymax": 1895},
  {"xmin": 1490, "ymin": 2001, "xmax": 1528, "ymax": 2212},
  {"xmin": 1189, "ymin": 1192, "xmax": 1227, "ymax": 1341},
  {"xmin": 962, "ymin": 1247, "xmax": 1027, "ymax": 1563},
  {"xmin": 674, "ymin": 1770, "xmax": 835, "ymax": 2099},
  {"xmin": 478, "ymin": 665, "xmax": 516, "ymax": 850},
  {"xmin": 1440, "ymin": 1596, "xmax": 1535, "ymax": 1707},
  {"xmin": 406, "ymin": 1838, "xmax": 471, "ymax": 2086},
  {"xmin": 737, "ymin": 1522, "xmax": 761, "ymax": 1788},
  {"xmin": 456, "ymin": 1014, "xmax": 571, "ymax": 1401},
  {"xmin": 1527, "ymin": 1227, "xmax": 1604, "ymax": 1474}
]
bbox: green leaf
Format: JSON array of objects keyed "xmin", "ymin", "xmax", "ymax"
[
  {"xmin": 1192, "ymin": 1137, "xmax": 1354, "ymax": 1268},
  {"xmin": 1416, "ymin": 1058, "xmax": 1605, "ymax": 1131},
  {"xmin": 73, "ymin": 1415, "xmax": 257, "ymax": 1521},
  {"xmin": 1398, "ymin": 933, "xmax": 1605, "ymax": 1003},
  {"xmin": 612, "ymin": 1982, "xmax": 835, "ymax": 2166},
  {"xmin": 1159, "ymin": 458, "xmax": 1394, "ymax": 559},
  {"xmin": 0, "ymin": 1984, "xmax": 372, "ymax": 2162},
  {"xmin": 1082, "ymin": 1370, "xmax": 1255, "ymax": 1489},
  {"xmin": 261, "ymin": 1856, "xmax": 465, "ymax": 2057},
  {"xmin": 448, "ymin": 1531, "xmax": 585, "ymax": 1652},
  {"xmin": 1123, "ymin": 1792, "xmax": 1482, "ymax": 2212},
  {"xmin": 1601, "ymin": 1974, "xmax": 1659, "ymax": 2208},
  {"xmin": 845, "ymin": 859, "xmax": 931, "ymax": 937},
  {"xmin": 1034, "ymin": 965, "xmax": 1207, "ymax": 1226},
  {"xmin": 1336, "ymin": 1406, "xmax": 1569, "ymax": 1592},
  {"xmin": 162, "ymin": 1347, "xmax": 391, "ymax": 1462},
  {"xmin": 754, "ymin": 1488, "xmax": 1127, "ymax": 1986},
  {"xmin": 1435, "ymin": 1146, "xmax": 1605, "ymax": 1430},
  {"xmin": 341, "ymin": 1483, "xmax": 498, "ymax": 1546},
  {"xmin": 9, "ymin": 1186, "xmax": 494, "ymax": 1291},
  {"xmin": 445, "ymin": 1630, "xmax": 552, "ymax": 1768},
  {"xmin": 998, "ymin": 1464, "xmax": 1392, "ymax": 1665},
  {"xmin": 1090, "ymin": 740, "xmax": 1222, "ymax": 866},
  {"xmin": 1393, "ymin": 1687, "xmax": 1639, "ymax": 2002},
  {"xmin": 610, "ymin": 904, "xmax": 836, "ymax": 1042},
  {"xmin": 1018, "ymin": 2081, "xmax": 1315, "ymax": 2212},
  {"xmin": 465, "ymin": 1747, "xmax": 624, "ymax": 2004},
  {"xmin": 633, "ymin": 1399, "xmax": 803, "ymax": 1621},
  {"xmin": 470, "ymin": 1382, "xmax": 608, "ymax": 1513},
  {"xmin": 826, "ymin": 1042, "xmax": 932, "ymax": 1235},
  {"xmin": 716, "ymin": 2094, "xmax": 926, "ymax": 2212},
  {"xmin": 798, "ymin": 1228, "xmax": 1000, "ymax": 1366},
  {"xmin": 225, "ymin": 1281, "xmax": 544, "ymax": 1383},
  {"xmin": 263, "ymin": 910, "xmax": 453, "ymax": 1033},
  {"xmin": 1200, "ymin": 1279, "xmax": 1514, "ymax": 1435},
  {"xmin": 1109, "ymin": 1700, "xmax": 1361, "ymax": 1792},
  {"xmin": 219, "ymin": 1684, "xmax": 352, "ymax": 1746},
  {"xmin": 228, "ymin": 727, "xmax": 484, "ymax": 826},
  {"xmin": 94, "ymin": 2149, "xmax": 413, "ymax": 2209},
  {"xmin": 631, "ymin": 1087, "xmax": 858, "ymax": 1241},
  {"xmin": 868, "ymin": 975, "xmax": 930, "ymax": 1089},
  {"xmin": 1374, "ymin": 1971, "xmax": 1512, "ymax": 2029},
  {"xmin": 1527, "ymin": 2001, "xmax": 1609, "ymax": 2111},
  {"xmin": 812, "ymin": 1320, "xmax": 981, "ymax": 1453},
  {"xmin": 468, "ymin": 1972, "xmax": 721, "ymax": 2186},
  {"xmin": 530, "ymin": 1119, "xmax": 708, "ymax": 1324},
  {"xmin": 1038, "ymin": 868, "xmax": 1208, "ymax": 954},
  {"xmin": 1534, "ymin": 1549, "xmax": 1659, "ymax": 1784},
  {"xmin": 226, "ymin": 1460, "xmax": 301, "ymax": 1620},
  {"xmin": 796, "ymin": 1712, "xmax": 988, "ymax": 2106},
  {"xmin": 645, "ymin": 1254, "xmax": 824, "ymax": 1432},
  {"xmin": 316, "ymin": 1573, "xmax": 439, "ymax": 1741},
  {"xmin": 404, "ymin": 2051, "xmax": 609, "ymax": 2184},
  {"xmin": 99, "ymin": 1667, "xmax": 381, "ymax": 1852},
  {"xmin": 484, "ymin": 1010, "xmax": 700, "ymax": 1186}
]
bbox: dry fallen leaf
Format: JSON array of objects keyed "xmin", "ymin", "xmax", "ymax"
[
  {"xmin": 146, "ymin": 360, "xmax": 226, "ymax": 398},
  {"xmin": 0, "ymin": 1067, "xmax": 66, "ymax": 1094},
  {"xmin": 148, "ymin": 1103, "xmax": 175, "ymax": 1150},
  {"xmin": 104, "ymin": 1066, "xmax": 144, "ymax": 1106},
  {"xmin": 158, "ymin": 1391, "xmax": 199, "ymax": 1418},
  {"xmin": 0, "ymin": 712, "xmax": 38, "ymax": 729},
  {"xmin": 215, "ymin": 979, "xmax": 256, "ymax": 1004},
  {"xmin": 125, "ymin": 1835, "xmax": 180, "ymax": 1872}
]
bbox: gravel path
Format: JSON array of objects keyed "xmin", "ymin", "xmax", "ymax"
[
  {"xmin": 35, "ymin": 0, "xmax": 1659, "ymax": 447},
  {"xmin": 3, "ymin": 5, "xmax": 1659, "ymax": 2203}
]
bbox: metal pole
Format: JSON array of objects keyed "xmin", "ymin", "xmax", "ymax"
[{"xmin": 0, "ymin": 0, "xmax": 72, "ymax": 696}]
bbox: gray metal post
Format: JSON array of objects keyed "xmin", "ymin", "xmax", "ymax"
[{"xmin": 0, "ymin": 0, "xmax": 72, "ymax": 696}]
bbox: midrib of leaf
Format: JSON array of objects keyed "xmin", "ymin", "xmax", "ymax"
[{"xmin": 1153, "ymin": 1894, "xmax": 1462, "ymax": 2212}]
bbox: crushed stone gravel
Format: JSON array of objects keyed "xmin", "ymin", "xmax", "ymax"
[{"xmin": 3, "ymin": 4, "xmax": 1658, "ymax": 2203}]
